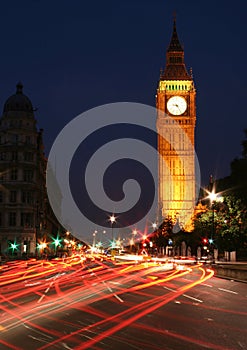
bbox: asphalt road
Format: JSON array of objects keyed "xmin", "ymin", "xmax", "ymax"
[{"xmin": 0, "ymin": 256, "xmax": 246, "ymax": 350}]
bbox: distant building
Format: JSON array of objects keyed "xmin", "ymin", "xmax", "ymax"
[
  {"xmin": 156, "ymin": 19, "xmax": 197, "ymax": 231},
  {"xmin": 0, "ymin": 82, "xmax": 61, "ymax": 256}
]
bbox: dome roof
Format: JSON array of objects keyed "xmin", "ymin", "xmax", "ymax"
[{"xmin": 3, "ymin": 82, "xmax": 34, "ymax": 113}]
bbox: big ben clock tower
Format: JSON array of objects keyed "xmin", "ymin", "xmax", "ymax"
[{"xmin": 156, "ymin": 18, "xmax": 196, "ymax": 232}]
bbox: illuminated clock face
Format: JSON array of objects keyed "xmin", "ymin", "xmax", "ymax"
[{"xmin": 167, "ymin": 96, "xmax": 187, "ymax": 115}]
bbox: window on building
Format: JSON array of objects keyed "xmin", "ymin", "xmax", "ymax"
[
  {"xmin": 22, "ymin": 191, "xmax": 34, "ymax": 204},
  {"xmin": 23, "ymin": 169, "xmax": 33, "ymax": 182},
  {"xmin": 0, "ymin": 212, "xmax": 2, "ymax": 226},
  {"xmin": 0, "ymin": 191, "xmax": 3, "ymax": 202},
  {"xmin": 9, "ymin": 212, "xmax": 16, "ymax": 226},
  {"xmin": 10, "ymin": 168, "xmax": 18, "ymax": 181},
  {"xmin": 0, "ymin": 152, "xmax": 6, "ymax": 160},
  {"xmin": 21, "ymin": 213, "xmax": 34, "ymax": 227},
  {"xmin": 12, "ymin": 134, "xmax": 19, "ymax": 144},
  {"xmin": 11, "ymin": 151, "xmax": 18, "ymax": 161},
  {"xmin": 24, "ymin": 152, "xmax": 33, "ymax": 162},
  {"xmin": 25, "ymin": 136, "xmax": 32, "ymax": 144},
  {"xmin": 0, "ymin": 173, "xmax": 5, "ymax": 182},
  {"xmin": 10, "ymin": 190, "xmax": 17, "ymax": 203},
  {"xmin": 169, "ymin": 56, "xmax": 182, "ymax": 64}
]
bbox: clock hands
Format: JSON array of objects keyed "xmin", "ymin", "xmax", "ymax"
[{"xmin": 172, "ymin": 103, "xmax": 182, "ymax": 114}]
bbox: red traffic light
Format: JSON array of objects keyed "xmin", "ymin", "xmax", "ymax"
[{"xmin": 202, "ymin": 238, "xmax": 208, "ymax": 244}]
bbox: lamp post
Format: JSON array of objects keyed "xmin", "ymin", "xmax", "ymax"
[
  {"xmin": 65, "ymin": 231, "xmax": 70, "ymax": 253},
  {"xmin": 208, "ymin": 191, "xmax": 223, "ymax": 239},
  {"xmin": 151, "ymin": 223, "xmax": 157, "ymax": 255},
  {"xmin": 152, "ymin": 222, "xmax": 157, "ymax": 231},
  {"xmin": 35, "ymin": 201, "xmax": 40, "ymax": 257},
  {"xmin": 208, "ymin": 191, "xmax": 217, "ymax": 257},
  {"xmin": 93, "ymin": 230, "xmax": 97, "ymax": 248},
  {"xmin": 53, "ymin": 236, "xmax": 61, "ymax": 255},
  {"xmin": 132, "ymin": 229, "xmax": 137, "ymax": 237},
  {"xmin": 110, "ymin": 215, "xmax": 116, "ymax": 242},
  {"xmin": 131, "ymin": 229, "xmax": 137, "ymax": 253},
  {"xmin": 99, "ymin": 230, "xmax": 106, "ymax": 250},
  {"xmin": 209, "ymin": 192, "xmax": 216, "ymax": 242},
  {"xmin": 208, "ymin": 191, "xmax": 223, "ymax": 261}
]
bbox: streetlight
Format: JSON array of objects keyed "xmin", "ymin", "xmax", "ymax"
[
  {"xmin": 132, "ymin": 229, "xmax": 138, "ymax": 237},
  {"xmin": 100, "ymin": 230, "xmax": 106, "ymax": 248},
  {"xmin": 152, "ymin": 222, "xmax": 157, "ymax": 230},
  {"xmin": 208, "ymin": 191, "xmax": 216, "ymax": 245},
  {"xmin": 208, "ymin": 192, "xmax": 216, "ymax": 202},
  {"xmin": 9, "ymin": 240, "xmax": 18, "ymax": 256},
  {"xmin": 52, "ymin": 235, "xmax": 62, "ymax": 255},
  {"xmin": 93, "ymin": 230, "xmax": 97, "ymax": 248},
  {"xmin": 130, "ymin": 229, "xmax": 138, "ymax": 253},
  {"xmin": 207, "ymin": 190, "xmax": 223, "ymax": 260},
  {"xmin": 109, "ymin": 215, "xmax": 116, "ymax": 241},
  {"xmin": 208, "ymin": 191, "xmax": 223, "ymax": 238},
  {"xmin": 150, "ymin": 223, "xmax": 157, "ymax": 255}
]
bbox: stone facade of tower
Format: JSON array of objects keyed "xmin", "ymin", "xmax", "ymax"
[
  {"xmin": 156, "ymin": 20, "xmax": 196, "ymax": 231},
  {"xmin": 0, "ymin": 83, "xmax": 60, "ymax": 257}
]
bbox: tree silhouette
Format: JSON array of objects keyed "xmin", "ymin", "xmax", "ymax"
[{"xmin": 152, "ymin": 217, "xmax": 173, "ymax": 250}]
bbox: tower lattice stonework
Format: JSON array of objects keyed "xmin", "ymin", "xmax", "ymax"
[{"xmin": 156, "ymin": 19, "xmax": 197, "ymax": 231}]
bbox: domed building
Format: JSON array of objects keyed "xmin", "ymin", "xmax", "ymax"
[
  {"xmin": 3, "ymin": 82, "xmax": 34, "ymax": 114},
  {"xmin": 0, "ymin": 83, "xmax": 61, "ymax": 257}
]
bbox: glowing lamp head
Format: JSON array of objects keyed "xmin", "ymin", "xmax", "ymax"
[
  {"xmin": 9, "ymin": 241, "xmax": 18, "ymax": 252},
  {"xmin": 52, "ymin": 235, "xmax": 62, "ymax": 248},
  {"xmin": 110, "ymin": 240, "xmax": 116, "ymax": 248},
  {"xmin": 110, "ymin": 215, "xmax": 116, "ymax": 224},
  {"xmin": 152, "ymin": 223, "xmax": 157, "ymax": 230},
  {"xmin": 209, "ymin": 192, "xmax": 217, "ymax": 202}
]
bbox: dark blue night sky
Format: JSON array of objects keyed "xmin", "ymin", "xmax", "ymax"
[{"xmin": 0, "ymin": 0, "xmax": 246, "ymax": 186}]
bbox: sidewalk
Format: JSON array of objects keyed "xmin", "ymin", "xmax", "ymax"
[{"xmin": 213, "ymin": 261, "xmax": 247, "ymax": 282}]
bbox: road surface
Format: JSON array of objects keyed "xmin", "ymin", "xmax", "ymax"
[{"xmin": 0, "ymin": 255, "xmax": 246, "ymax": 349}]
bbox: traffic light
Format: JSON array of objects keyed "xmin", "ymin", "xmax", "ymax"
[{"xmin": 202, "ymin": 238, "xmax": 208, "ymax": 244}]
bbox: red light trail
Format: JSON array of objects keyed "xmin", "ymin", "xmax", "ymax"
[{"xmin": 0, "ymin": 254, "xmax": 244, "ymax": 350}]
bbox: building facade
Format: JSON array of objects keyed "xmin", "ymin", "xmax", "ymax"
[
  {"xmin": 156, "ymin": 19, "xmax": 197, "ymax": 231},
  {"xmin": 0, "ymin": 83, "xmax": 59, "ymax": 257}
]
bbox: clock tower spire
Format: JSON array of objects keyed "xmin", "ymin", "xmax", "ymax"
[
  {"xmin": 156, "ymin": 18, "xmax": 197, "ymax": 232},
  {"xmin": 161, "ymin": 17, "xmax": 191, "ymax": 80},
  {"xmin": 168, "ymin": 15, "xmax": 183, "ymax": 52}
]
